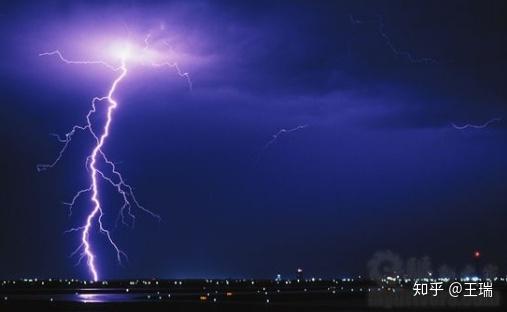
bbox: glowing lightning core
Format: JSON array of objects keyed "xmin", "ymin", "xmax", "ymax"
[{"xmin": 38, "ymin": 39, "xmax": 188, "ymax": 281}]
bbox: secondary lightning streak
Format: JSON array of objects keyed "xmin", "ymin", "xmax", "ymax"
[
  {"xmin": 263, "ymin": 124, "xmax": 308, "ymax": 150},
  {"xmin": 38, "ymin": 46, "xmax": 170, "ymax": 281},
  {"xmin": 451, "ymin": 118, "xmax": 502, "ymax": 130},
  {"xmin": 151, "ymin": 61, "xmax": 192, "ymax": 90},
  {"xmin": 36, "ymin": 96, "xmax": 107, "ymax": 173},
  {"xmin": 39, "ymin": 50, "xmax": 121, "ymax": 71},
  {"xmin": 143, "ymin": 33, "xmax": 193, "ymax": 90},
  {"xmin": 350, "ymin": 15, "xmax": 437, "ymax": 64}
]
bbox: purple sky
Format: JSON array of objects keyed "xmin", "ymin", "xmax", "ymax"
[{"xmin": 0, "ymin": 0, "xmax": 506, "ymax": 279}]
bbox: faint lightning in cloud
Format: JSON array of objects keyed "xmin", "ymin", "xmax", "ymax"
[
  {"xmin": 350, "ymin": 14, "xmax": 437, "ymax": 64},
  {"xmin": 263, "ymin": 124, "xmax": 309, "ymax": 150},
  {"xmin": 451, "ymin": 117, "xmax": 502, "ymax": 130}
]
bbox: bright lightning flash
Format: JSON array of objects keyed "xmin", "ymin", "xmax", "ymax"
[{"xmin": 38, "ymin": 36, "xmax": 190, "ymax": 281}]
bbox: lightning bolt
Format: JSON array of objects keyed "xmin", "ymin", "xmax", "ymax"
[
  {"xmin": 263, "ymin": 124, "xmax": 308, "ymax": 150},
  {"xmin": 37, "ymin": 36, "xmax": 189, "ymax": 281},
  {"xmin": 451, "ymin": 117, "xmax": 502, "ymax": 130},
  {"xmin": 350, "ymin": 14, "xmax": 437, "ymax": 64}
]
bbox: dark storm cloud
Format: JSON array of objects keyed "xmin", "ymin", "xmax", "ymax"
[
  {"xmin": 171, "ymin": 0, "xmax": 507, "ymax": 129},
  {"xmin": 2, "ymin": 0, "xmax": 506, "ymax": 129}
]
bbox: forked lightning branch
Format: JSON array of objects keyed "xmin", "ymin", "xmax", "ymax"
[{"xmin": 37, "ymin": 35, "xmax": 190, "ymax": 281}]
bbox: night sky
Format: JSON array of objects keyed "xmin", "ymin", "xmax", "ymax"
[{"xmin": 0, "ymin": 0, "xmax": 506, "ymax": 280}]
